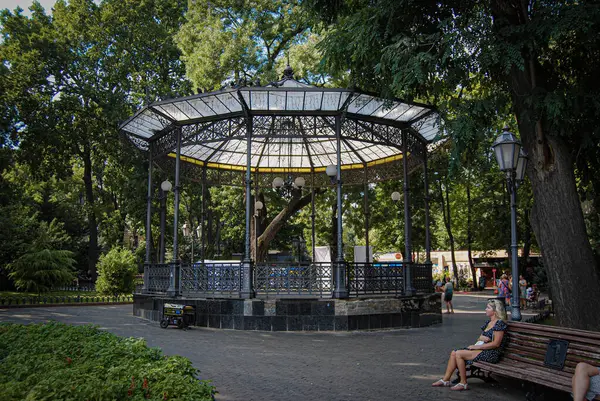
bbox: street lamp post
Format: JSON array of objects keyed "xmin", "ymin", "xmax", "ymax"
[
  {"xmin": 326, "ymin": 163, "xmax": 347, "ymax": 298},
  {"xmin": 391, "ymin": 191, "xmax": 414, "ymax": 295},
  {"xmin": 492, "ymin": 126, "xmax": 529, "ymax": 321},
  {"xmin": 159, "ymin": 180, "xmax": 172, "ymax": 264},
  {"xmin": 182, "ymin": 223, "xmax": 193, "ymax": 265},
  {"xmin": 254, "ymin": 200, "xmax": 264, "ymax": 262}
]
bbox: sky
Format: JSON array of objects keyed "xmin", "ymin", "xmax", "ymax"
[
  {"xmin": 0, "ymin": 0, "xmax": 100, "ymax": 15},
  {"xmin": 0, "ymin": 0, "xmax": 57, "ymax": 14}
]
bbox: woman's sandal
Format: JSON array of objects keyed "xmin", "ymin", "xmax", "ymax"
[
  {"xmin": 431, "ymin": 379, "xmax": 451, "ymax": 387},
  {"xmin": 450, "ymin": 383, "xmax": 468, "ymax": 391}
]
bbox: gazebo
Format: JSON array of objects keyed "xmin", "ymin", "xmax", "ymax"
[{"xmin": 121, "ymin": 66, "xmax": 442, "ymax": 331}]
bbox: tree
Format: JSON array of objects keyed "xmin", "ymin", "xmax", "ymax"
[
  {"xmin": 176, "ymin": 0, "xmax": 321, "ymax": 91},
  {"xmin": 308, "ymin": 0, "xmax": 600, "ymax": 330},
  {"xmin": 1, "ymin": 0, "xmax": 190, "ymax": 279},
  {"xmin": 6, "ymin": 219, "xmax": 76, "ymax": 293}
]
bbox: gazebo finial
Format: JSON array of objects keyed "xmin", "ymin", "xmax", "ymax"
[{"xmin": 283, "ymin": 64, "xmax": 294, "ymax": 79}]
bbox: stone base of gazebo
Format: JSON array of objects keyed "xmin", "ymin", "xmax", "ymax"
[{"xmin": 133, "ymin": 293, "xmax": 442, "ymax": 331}]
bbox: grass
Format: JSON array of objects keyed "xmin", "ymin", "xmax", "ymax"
[{"xmin": 0, "ymin": 290, "xmax": 100, "ymax": 297}]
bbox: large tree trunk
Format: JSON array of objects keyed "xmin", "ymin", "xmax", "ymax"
[
  {"xmin": 492, "ymin": 1, "xmax": 600, "ymax": 330},
  {"xmin": 254, "ymin": 190, "xmax": 318, "ymax": 262},
  {"xmin": 438, "ymin": 179, "xmax": 459, "ymax": 285},
  {"xmin": 466, "ymin": 177, "xmax": 477, "ymax": 290},
  {"xmin": 82, "ymin": 143, "xmax": 99, "ymax": 282}
]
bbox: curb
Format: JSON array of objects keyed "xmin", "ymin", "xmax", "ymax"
[{"xmin": 0, "ymin": 302, "xmax": 133, "ymax": 309}]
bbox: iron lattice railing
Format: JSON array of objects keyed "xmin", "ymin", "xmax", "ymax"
[
  {"xmin": 347, "ymin": 262, "xmax": 405, "ymax": 296},
  {"xmin": 139, "ymin": 261, "xmax": 432, "ymax": 297},
  {"xmin": 145, "ymin": 263, "xmax": 171, "ymax": 294},
  {"xmin": 254, "ymin": 262, "xmax": 333, "ymax": 297},
  {"xmin": 412, "ymin": 262, "xmax": 434, "ymax": 293},
  {"xmin": 180, "ymin": 262, "xmax": 242, "ymax": 297}
]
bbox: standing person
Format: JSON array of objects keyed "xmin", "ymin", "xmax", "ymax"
[
  {"xmin": 431, "ymin": 299, "xmax": 508, "ymax": 391},
  {"xmin": 572, "ymin": 362, "xmax": 600, "ymax": 401},
  {"xmin": 444, "ymin": 276, "xmax": 454, "ymax": 314},
  {"xmin": 518, "ymin": 275, "xmax": 527, "ymax": 310},
  {"xmin": 498, "ymin": 274, "xmax": 511, "ymax": 308}
]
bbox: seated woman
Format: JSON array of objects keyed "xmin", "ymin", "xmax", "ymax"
[
  {"xmin": 572, "ymin": 362, "xmax": 600, "ymax": 401},
  {"xmin": 431, "ymin": 299, "xmax": 508, "ymax": 391}
]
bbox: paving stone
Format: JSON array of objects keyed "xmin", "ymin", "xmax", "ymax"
[{"xmin": 0, "ymin": 294, "xmax": 552, "ymax": 401}]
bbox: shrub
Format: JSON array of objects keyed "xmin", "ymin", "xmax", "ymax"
[
  {"xmin": 96, "ymin": 247, "xmax": 137, "ymax": 295},
  {"xmin": 6, "ymin": 219, "xmax": 76, "ymax": 293},
  {"xmin": 7, "ymin": 249, "xmax": 76, "ymax": 293},
  {"xmin": 0, "ymin": 322, "xmax": 215, "ymax": 400}
]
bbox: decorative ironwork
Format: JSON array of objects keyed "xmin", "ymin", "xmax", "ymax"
[
  {"xmin": 179, "ymin": 262, "xmax": 242, "ymax": 296},
  {"xmin": 254, "ymin": 262, "xmax": 332, "ymax": 297},
  {"xmin": 141, "ymin": 261, "xmax": 431, "ymax": 298},
  {"xmin": 412, "ymin": 263, "xmax": 434, "ymax": 293},
  {"xmin": 146, "ymin": 263, "xmax": 171, "ymax": 294},
  {"xmin": 347, "ymin": 262, "xmax": 405, "ymax": 296}
]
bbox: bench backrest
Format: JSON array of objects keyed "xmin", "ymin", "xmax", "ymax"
[{"xmin": 505, "ymin": 321, "xmax": 600, "ymax": 376}]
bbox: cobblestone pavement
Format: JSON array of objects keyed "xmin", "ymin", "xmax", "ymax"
[{"xmin": 0, "ymin": 294, "xmax": 563, "ymax": 401}]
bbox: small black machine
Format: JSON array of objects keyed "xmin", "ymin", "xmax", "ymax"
[{"xmin": 160, "ymin": 303, "xmax": 195, "ymax": 329}]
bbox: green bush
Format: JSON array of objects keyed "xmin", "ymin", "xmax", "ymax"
[
  {"xmin": 96, "ymin": 247, "xmax": 138, "ymax": 295},
  {"xmin": 0, "ymin": 322, "xmax": 215, "ymax": 400},
  {"xmin": 6, "ymin": 219, "xmax": 76, "ymax": 293}
]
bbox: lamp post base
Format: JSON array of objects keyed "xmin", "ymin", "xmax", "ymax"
[{"xmin": 510, "ymin": 303, "xmax": 522, "ymax": 321}]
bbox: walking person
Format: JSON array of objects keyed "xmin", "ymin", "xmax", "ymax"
[{"xmin": 443, "ymin": 276, "xmax": 454, "ymax": 314}]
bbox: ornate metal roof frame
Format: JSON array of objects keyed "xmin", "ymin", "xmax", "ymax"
[{"xmin": 120, "ymin": 67, "xmax": 440, "ymax": 187}]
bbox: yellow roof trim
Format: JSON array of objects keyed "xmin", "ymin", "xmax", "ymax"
[{"xmin": 168, "ymin": 153, "xmax": 405, "ymax": 173}]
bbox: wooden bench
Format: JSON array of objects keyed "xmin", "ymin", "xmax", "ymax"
[{"xmin": 467, "ymin": 321, "xmax": 600, "ymax": 400}]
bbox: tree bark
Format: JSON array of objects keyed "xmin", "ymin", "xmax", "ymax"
[
  {"xmin": 438, "ymin": 178, "xmax": 458, "ymax": 285},
  {"xmin": 466, "ymin": 176, "xmax": 477, "ymax": 290},
  {"xmin": 491, "ymin": 0, "xmax": 600, "ymax": 330},
  {"xmin": 254, "ymin": 190, "xmax": 320, "ymax": 262},
  {"xmin": 82, "ymin": 143, "xmax": 99, "ymax": 282}
]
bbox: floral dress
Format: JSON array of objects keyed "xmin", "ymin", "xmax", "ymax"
[{"xmin": 459, "ymin": 319, "xmax": 508, "ymax": 365}]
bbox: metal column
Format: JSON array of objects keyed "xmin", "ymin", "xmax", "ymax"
[
  {"xmin": 402, "ymin": 131, "xmax": 415, "ymax": 295},
  {"xmin": 509, "ymin": 172, "xmax": 522, "ymax": 321},
  {"xmin": 167, "ymin": 128, "xmax": 181, "ymax": 297},
  {"xmin": 143, "ymin": 146, "xmax": 153, "ymax": 292},
  {"xmin": 241, "ymin": 116, "xmax": 254, "ymax": 298},
  {"xmin": 364, "ymin": 164, "xmax": 370, "ymax": 263},
  {"xmin": 423, "ymin": 150, "xmax": 431, "ymax": 264},
  {"xmin": 159, "ymin": 188, "xmax": 166, "ymax": 263},
  {"xmin": 311, "ymin": 172, "xmax": 316, "ymax": 262},
  {"xmin": 333, "ymin": 115, "xmax": 348, "ymax": 298}
]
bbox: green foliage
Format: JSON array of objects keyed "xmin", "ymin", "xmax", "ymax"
[
  {"xmin": 0, "ymin": 322, "xmax": 215, "ymax": 400},
  {"xmin": 176, "ymin": 0, "xmax": 320, "ymax": 91},
  {"xmin": 6, "ymin": 219, "xmax": 76, "ymax": 293},
  {"xmin": 96, "ymin": 247, "xmax": 137, "ymax": 295}
]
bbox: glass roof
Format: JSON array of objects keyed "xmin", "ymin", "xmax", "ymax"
[{"xmin": 120, "ymin": 68, "xmax": 440, "ymax": 172}]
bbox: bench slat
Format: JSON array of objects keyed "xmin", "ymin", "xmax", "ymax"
[
  {"xmin": 501, "ymin": 352, "xmax": 575, "ymax": 376},
  {"xmin": 474, "ymin": 321, "xmax": 600, "ymax": 400},
  {"xmin": 507, "ymin": 327, "xmax": 600, "ymax": 346},
  {"xmin": 474, "ymin": 361, "xmax": 572, "ymax": 391},
  {"xmin": 508, "ymin": 322, "xmax": 600, "ymax": 341},
  {"xmin": 508, "ymin": 335, "xmax": 600, "ymax": 356}
]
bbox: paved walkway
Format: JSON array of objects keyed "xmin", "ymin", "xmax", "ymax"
[{"xmin": 0, "ymin": 294, "xmax": 563, "ymax": 401}]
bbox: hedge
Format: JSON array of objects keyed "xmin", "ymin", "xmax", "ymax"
[{"xmin": 0, "ymin": 322, "xmax": 215, "ymax": 400}]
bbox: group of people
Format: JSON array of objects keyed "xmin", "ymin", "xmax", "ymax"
[
  {"xmin": 497, "ymin": 273, "xmax": 538, "ymax": 310},
  {"xmin": 430, "ymin": 299, "xmax": 600, "ymax": 399}
]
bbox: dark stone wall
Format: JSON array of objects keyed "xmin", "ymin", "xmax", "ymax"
[{"xmin": 133, "ymin": 293, "xmax": 442, "ymax": 332}]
